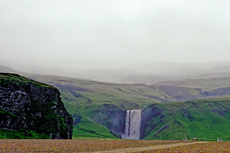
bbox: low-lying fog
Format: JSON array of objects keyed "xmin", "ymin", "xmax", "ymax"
[
  {"xmin": 1, "ymin": 61, "xmax": 230, "ymax": 84},
  {"xmin": 1, "ymin": 0, "xmax": 230, "ymax": 84}
]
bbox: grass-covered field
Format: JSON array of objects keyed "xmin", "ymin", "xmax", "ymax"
[
  {"xmin": 0, "ymin": 139, "xmax": 198, "ymax": 152},
  {"xmin": 151, "ymin": 142, "xmax": 230, "ymax": 153},
  {"xmin": 1, "ymin": 139, "xmax": 230, "ymax": 152}
]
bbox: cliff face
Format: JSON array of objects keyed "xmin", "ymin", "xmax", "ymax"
[
  {"xmin": 93, "ymin": 104, "xmax": 126, "ymax": 135},
  {"xmin": 0, "ymin": 73, "xmax": 73, "ymax": 139}
]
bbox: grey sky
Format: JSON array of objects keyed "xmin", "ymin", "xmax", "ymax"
[{"xmin": 1, "ymin": 0, "xmax": 230, "ymax": 71}]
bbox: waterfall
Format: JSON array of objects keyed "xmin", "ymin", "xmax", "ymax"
[{"xmin": 122, "ymin": 109, "xmax": 142, "ymax": 140}]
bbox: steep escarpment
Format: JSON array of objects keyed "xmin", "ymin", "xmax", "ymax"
[{"xmin": 0, "ymin": 73, "xmax": 73, "ymax": 139}]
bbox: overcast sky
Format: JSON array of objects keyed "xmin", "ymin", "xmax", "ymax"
[{"xmin": 1, "ymin": 0, "xmax": 230, "ymax": 71}]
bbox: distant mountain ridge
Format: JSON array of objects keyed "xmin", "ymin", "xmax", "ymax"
[{"xmin": 2, "ymin": 62, "xmax": 230, "ymax": 84}]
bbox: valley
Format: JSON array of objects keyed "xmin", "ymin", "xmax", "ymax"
[
  {"xmin": 21, "ymin": 73, "xmax": 230, "ymax": 140},
  {"xmin": 1, "ymin": 63, "xmax": 230, "ymax": 141}
]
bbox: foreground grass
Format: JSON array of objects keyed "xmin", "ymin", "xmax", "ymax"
[
  {"xmin": 72, "ymin": 137, "xmax": 118, "ymax": 140},
  {"xmin": 0, "ymin": 140, "xmax": 193, "ymax": 152},
  {"xmin": 147, "ymin": 142, "xmax": 230, "ymax": 152},
  {"xmin": 1, "ymin": 139, "xmax": 230, "ymax": 152}
]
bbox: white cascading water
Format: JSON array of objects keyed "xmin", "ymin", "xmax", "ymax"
[{"xmin": 122, "ymin": 109, "xmax": 142, "ymax": 140}]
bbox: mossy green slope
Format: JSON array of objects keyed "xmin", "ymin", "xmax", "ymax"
[
  {"xmin": 141, "ymin": 98, "xmax": 230, "ymax": 141},
  {"xmin": 69, "ymin": 103, "xmax": 123, "ymax": 139},
  {"xmin": 0, "ymin": 73, "xmax": 52, "ymax": 88}
]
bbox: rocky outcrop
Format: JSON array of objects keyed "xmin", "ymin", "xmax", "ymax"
[{"xmin": 0, "ymin": 73, "xmax": 73, "ymax": 139}]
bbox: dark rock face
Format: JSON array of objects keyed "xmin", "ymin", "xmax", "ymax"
[
  {"xmin": 93, "ymin": 104, "xmax": 126, "ymax": 135},
  {"xmin": 0, "ymin": 73, "xmax": 73, "ymax": 139}
]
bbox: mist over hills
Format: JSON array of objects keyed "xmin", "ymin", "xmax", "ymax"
[
  {"xmin": 1, "ymin": 61, "xmax": 230, "ymax": 84},
  {"xmin": 2, "ymin": 62, "xmax": 230, "ymax": 104},
  {"xmin": 0, "ymin": 64, "xmax": 15, "ymax": 73}
]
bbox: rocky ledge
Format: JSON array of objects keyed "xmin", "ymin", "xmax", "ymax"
[{"xmin": 0, "ymin": 73, "xmax": 73, "ymax": 139}]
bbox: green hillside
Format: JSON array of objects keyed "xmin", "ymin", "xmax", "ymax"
[
  {"xmin": 23, "ymin": 74, "xmax": 230, "ymax": 139},
  {"xmin": 141, "ymin": 98, "xmax": 230, "ymax": 141},
  {"xmin": 22, "ymin": 75, "xmax": 201, "ymax": 139}
]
